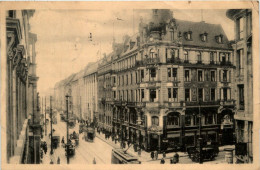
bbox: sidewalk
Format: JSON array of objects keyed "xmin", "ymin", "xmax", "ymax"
[{"xmin": 95, "ymin": 132, "xmax": 188, "ymax": 163}]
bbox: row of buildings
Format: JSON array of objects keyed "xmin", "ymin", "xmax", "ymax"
[
  {"xmin": 53, "ymin": 9, "xmax": 253, "ymax": 163},
  {"xmin": 5, "ymin": 10, "xmax": 41, "ymax": 163}
]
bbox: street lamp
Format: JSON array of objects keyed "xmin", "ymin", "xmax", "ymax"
[
  {"xmin": 50, "ymin": 96, "xmax": 53, "ymax": 155},
  {"xmin": 65, "ymin": 94, "xmax": 70, "ymax": 164}
]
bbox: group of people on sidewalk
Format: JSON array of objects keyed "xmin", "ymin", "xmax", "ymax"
[{"xmin": 151, "ymin": 151, "xmax": 179, "ymax": 164}]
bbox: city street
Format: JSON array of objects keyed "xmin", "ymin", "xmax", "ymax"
[{"xmin": 41, "ymin": 112, "xmax": 113, "ymax": 164}]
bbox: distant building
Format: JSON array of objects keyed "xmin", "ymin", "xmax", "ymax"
[
  {"xmin": 6, "ymin": 10, "xmax": 40, "ymax": 163},
  {"xmin": 227, "ymin": 9, "xmax": 253, "ymax": 163}
]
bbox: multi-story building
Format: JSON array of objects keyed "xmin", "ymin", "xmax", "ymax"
[
  {"xmin": 83, "ymin": 62, "xmax": 98, "ymax": 123},
  {"xmin": 226, "ymin": 9, "xmax": 253, "ymax": 163},
  {"xmin": 6, "ymin": 10, "xmax": 40, "ymax": 163},
  {"xmin": 97, "ymin": 9, "xmax": 236, "ymax": 153}
]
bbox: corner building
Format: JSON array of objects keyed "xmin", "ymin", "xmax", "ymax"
[{"xmin": 97, "ymin": 9, "xmax": 235, "ymax": 153}]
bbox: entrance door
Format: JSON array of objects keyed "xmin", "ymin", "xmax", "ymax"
[
  {"xmin": 150, "ymin": 136, "xmax": 158, "ymax": 151},
  {"xmin": 222, "ymin": 128, "xmax": 233, "ymax": 145}
]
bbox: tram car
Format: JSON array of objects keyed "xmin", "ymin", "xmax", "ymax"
[{"xmin": 84, "ymin": 127, "xmax": 95, "ymax": 142}]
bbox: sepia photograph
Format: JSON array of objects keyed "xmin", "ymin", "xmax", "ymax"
[{"xmin": 1, "ymin": 1, "xmax": 259, "ymax": 169}]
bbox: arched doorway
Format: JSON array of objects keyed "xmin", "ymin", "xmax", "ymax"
[{"xmin": 218, "ymin": 109, "xmax": 234, "ymax": 145}]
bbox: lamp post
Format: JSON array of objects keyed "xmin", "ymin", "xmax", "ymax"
[
  {"xmin": 198, "ymin": 99, "xmax": 203, "ymax": 164},
  {"xmin": 45, "ymin": 96, "xmax": 47, "ymax": 136},
  {"xmin": 50, "ymin": 96, "xmax": 53, "ymax": 155},
  {"xmin": 65, "ymin": 94, "xmax": 70, "ymax": 164}
]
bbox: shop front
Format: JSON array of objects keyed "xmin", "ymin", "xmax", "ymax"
[{"xmin": 147, "ymin": 125, "xmax": 163, "ymax": 152}]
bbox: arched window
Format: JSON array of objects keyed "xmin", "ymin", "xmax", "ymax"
[
  {"xmin": 150, "ymin": 48, "xmax": 155, "ymax": 58},
  {"xmin": 151, "ymin": 116, "xmax": 159, "ymax": 126}
]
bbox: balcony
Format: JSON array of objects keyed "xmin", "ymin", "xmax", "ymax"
[
  {"xmin": 220, "ymin": 61, "xmax": 232, "ymax": 66},
  {"xmin": 146, "ymin": 102, "xmax": 159, "ymax": 108},
  {"xmin": 136, "ymin": 102, "xmax": 146, "ymax": 108},
  {"xmin": 185, "ymin": 100, "xmax": 220, "ymax": 106},
  {"xmin": 165, "ymin": 102, "xmax": 183, "ymax": 108},
  {"xmin": 143, "ymin": 57, "xmax": 160, "ymax": 65},
  {"xmin": 166, "ymin": 58, "xmax": 181, "ymax": 64}
]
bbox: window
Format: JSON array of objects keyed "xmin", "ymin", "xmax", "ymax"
[
  {"xmin": 168, "ymin": 88, "xmax": 178, "ymax": 102},
  {"xmin": 113, "ymin": 91, "xmax": 116, "ymax": 99},
  {"xmin": 136, "ymin": 72, "xmax": 138, "ymax": 83},
  {"xmin": 165, "ymin": 48, "xmax": 168, "ymax": 60},
  {"xmin": 122, "ymin": 75, "xmax": 124, "ymax": 85},
  {"xmin": 167, "ymin": 68, "xmax": 171, "ymax": 78},
  {"xmin": 118, "ymin": 77, "xmax": 120, "ymax": 85},
  {"xmin": 172, "ymin": 68, "xmax": 177, "ymax": 81},
  {"xmin": 126, "ymin": 75, "xmax": 128, "ymax": 85},
  {"xmin": 198, "ymin": 88, "xmax": 203, "ymax": 101},
  {"xmin": 168, "ymin": 88, "xmax": 171, "ymax": 99},
  {"xmin": 185, "ymin": 70, "xmax": 190, "ymax": 81},
  {"xmin": 211, "ymin": 71, "xmax": 215, "ymax": 81},
  {"xmin": 216, "ymin": 35, "xmax": 223, "ymax": 43},
  {"xmin": 223, "ymin": 88, "xmax": 228, "ymax": 101},
  {"xmin": 238, "ymin": 85, "xmax": 244, "ymax": 110},
  {"xmin": 150, "ymin": 48, "xmax": 155, "ymax": 58},
  {"xmin": 130, "ymin": 74, "xmax": 132, "ymax": 84},
  {"xmin": 167, "ymin": 113, "xmax": 179, "ymax": 126},
  {"xmin": 205, "ymin": 113, "xmax": 214, "ymax": 125},
  {"xmin": 185, "ymin": 114, "xmax": 193, "ymax": 126},
  {"xmin": 151, "ymin": 116, "xmax": 159, "ymax": 126},
  {"xmin": 141, "ymin": 89, "xmax": 144, "ymax": 99},
  {"xmin": 238, "ymin": 17, "xmax": 244, "ymax": 39},
  {"xmin": 185, "ymin": 89, "xmax": 190, "ymax": 101},
  {"xmin": 211, "ymin": 88, "xmax": 215, "ymax": 101},
  {"xmin": 223, "ymin": 70, "xmax": 227, "ymax": 82},
  {"xmin": 198, "ymin": 70, "xmax": 203, "ymax": 81},
  {"xmin": 197, "ymin": 52, "xmax": 202, "ymax": 63},
  {"xmin": 201, "ymin": 33, "xmax": 207, "ymax": 42},
  {"xmin": 141, "ymin": 69, "xmax": 144, "ymax": 82},
  {"xmin": 184, "ymin": 50, "xmax": 188, "ymax": 61},
  {"xmin": 173, "ymin": 88, "xmax": 178, "ymax": 102},
  {"xmin": 210, "ymin": 52, "xmax": 215, "ymax": 64},
  {"xmin": 170, "ymin": 30, "xmax": 174, "ymax": 41},
  {"xmin": 150, "ymin": 68, "xmax": 156, "ymax": 78},
  {"xmin": 185, "ymin": 31, "xmax": 192, "ymax": 40},
  {"xmin": 150, "ymin": 89, "xmax": 156, "ymax": 102},
  {"xmin": 171, "ymin": 49, "xmax": 175, "ymax": 59},
  {"xmin": 237, "ymin": 49, "xmax": 244, "ymax": 75}
]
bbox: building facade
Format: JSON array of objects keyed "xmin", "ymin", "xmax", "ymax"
[
  {"xmin": 227, "ymin": 9, "xmax": 253, "ymax": 163},
  {"xmin": 97, "ymin": 9, "xmax": 236, "ymax": 153},
  {"xmin": 6, "ymin": 10, "xmax": 40, "ymax": 163}
]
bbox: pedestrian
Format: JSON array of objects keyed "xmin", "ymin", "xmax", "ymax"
[
  {"xmin": 50, "ymin": 159, "xmax": 54, "ymax": 164},
  {"xmin": 154, "ymin": 150, "xmax": 158, "ymax": 160},
  {"xmin": 57, "ymin": 157, "xmax": 60, "ymax": 164},
  {"xmin": 93, "ymin": 158, "xmax": 96, "ymax": 164},
  {"xmin": 163, "ymin": 152, "xmax": 166, "ymax": 158},
  {"xmin": 40, "ymin": 149, "xmax": 43, "ymax": 159},
  {"xmin": 173, "ymin": 152, "xmax": 179, "ymax": 163},
  {"xmin": 151, "ymin": 151, "xmax": 154, "ymax": 160},
  {"xmin": 138, "ymin": 148, "xmax": 141, "ymax": 156},
  {"xmin": 160, "ymin": 158, "xmax": 165, "ymax": 164}
]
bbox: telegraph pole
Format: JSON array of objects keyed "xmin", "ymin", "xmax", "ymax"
[
  {"xmin": 66, "ymin": 94, "xmax": 70, "ymax": 164},
  {"xmin": 45, "ymin": 96, "xmax": 47, "ymax": 136},
  {"xmin": 50, "ymin": 96, "xmax": 53, "ymax": 155}
]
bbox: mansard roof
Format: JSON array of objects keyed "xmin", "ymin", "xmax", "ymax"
[{"xmin": 175, "ymin": 19, "xmax": 231, "ymax": 49}]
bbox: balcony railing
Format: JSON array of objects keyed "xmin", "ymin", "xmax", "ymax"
[
  {"xmin": 143, "ymin": 57, "xmax": 160, "ymax": 64},
  {"xmin": 166, "ymin": 58, "xmax": 181, "ymax": 64},
  {"xmin": 185, "ymin": 100, "xmax": 220, "ymax": 106},
  {"xmin": 220, "ymin": 61, "xmax": 232, "ymax": 66}
]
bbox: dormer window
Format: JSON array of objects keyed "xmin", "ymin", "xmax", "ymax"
[
  {"xmin": 201, "ymin": 32, "xmax": 208, "ymax": 42},
  {"xmin": 216, "ymin": 34, "xmax": 223, "ymax": 43},
  {"xmin": 184, "ymin": 31, "xmax": 192, "ymax": 41}
]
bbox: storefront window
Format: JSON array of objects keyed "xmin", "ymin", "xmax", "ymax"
[{"xmin": 167, "ymin": 112, "xmax": 180, "ymax": 126}]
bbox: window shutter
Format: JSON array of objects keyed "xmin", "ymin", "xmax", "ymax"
[{"xmin": 229, "ymin": 70, "xmax": 231, "ymax": 82}]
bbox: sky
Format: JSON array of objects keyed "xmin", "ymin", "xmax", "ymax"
[{"xmin": 30, "ymin": 9, "xmax": 234, "ymax": 96}]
